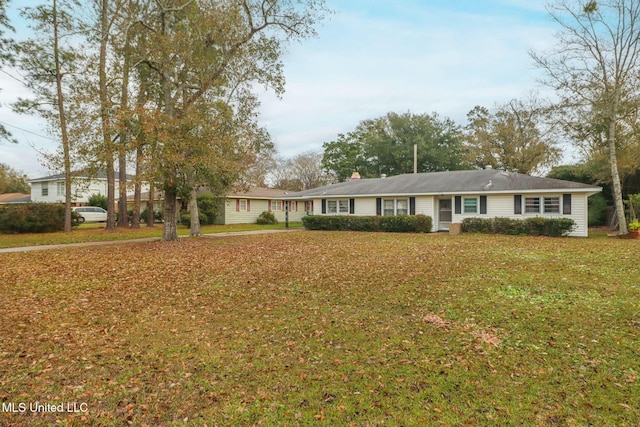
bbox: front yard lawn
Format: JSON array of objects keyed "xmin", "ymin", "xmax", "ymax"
[
  {"xmin": 0, "ymin": 222, "xmax": 302, "ymax": 249},
  {"xmin": 0, "ymin": 231, "xmax": 638, "ymax": 426}
]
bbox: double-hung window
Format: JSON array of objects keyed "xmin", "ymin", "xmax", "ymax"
[
  {"xmin": 41, "ymin": 183, "xmax": 48, "ymax": 197},
  {"xmin": 463, "ymin": 197, "xmax": 478, "ymax": 214},
  {"xmin": 327, "ymin": 199, "xmax": 349, "ymax": 214},
  {"xmin": 524, "ymin": 196, "xmax": 561, "ymax": 214},
  {"xmin": 271, "ymin": 200, "xmax": 283, "ymax": 211},
  {"xmin": 525, "ymin": 197, "xmax": 540, "ymax": 213},
  {"xmin": 396, "ymin": 199, "xmax": 408, "ymax": 215},
  {"xmin": 382, "ymin": 198, "xmax": 410, "ymax": 216},
  {"xmin": 544, "ymin": 197, "xmax": 560, "ymax": 213}
]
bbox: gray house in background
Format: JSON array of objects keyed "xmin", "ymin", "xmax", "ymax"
[{"xmin": 286, "ymin": 168, "xmax": 602, "ymax": 237}]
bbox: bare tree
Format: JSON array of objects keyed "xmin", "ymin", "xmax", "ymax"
[{"xmin": 531, "ymin": 0, "xmax": 640, "ymax": 234}]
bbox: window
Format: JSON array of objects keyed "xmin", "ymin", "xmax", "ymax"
[
  {"xmin": 522, "ymin": 196, "xmax": 562, "ymax": 214},
  {"xmin": 382, "ymin": 199, "xmax": 410, "ymax": 216},
  {"xmin": 41, "ymin": 183, "xmax": 48, "ymax": 197},
  {"xmin": 326, "ymin": 199, "xmax": 349, "ymax": 214},
  {"xmin": 544, "ymin": 197, "xmax": 560, "ymax": 213},
  {"xmin": 271, "ymin": 200, "xmax": 283, "ymax": 211},
  {"xmin": 525, "ymin": 197, "xmax": 540, "ymax": 213},
  {"xmin": 383, "ymin": 199, "xmax": 395, "ymax": 216},
  {"xmin": 463, "ymin": 197, "xmax": 478, "ymax": 214},
  {"xmin": 397, "ymin": 199, "xmax": 408, "ymax": 215},
  {"xmin": 305, "ymin": 201, "xmax": 313, "ymax": 213},
  {"xmin": 239, "ymin": 199, "xmax": 247, "ymax": 211},
  {"xmin": 57, "ymin": 182, "xmax": 65, "ymax": 196}
]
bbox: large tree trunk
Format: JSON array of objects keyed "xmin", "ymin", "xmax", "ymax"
[
  {"xmin": 146, "ymin": 183, "xmax": 155, "ymax": 227},
  {"xmin": 118, "ymin": 153, "xmax": 128, "ymax": 227},
  {"xmin": 162, "ymin": 185, "xmax": 178, "ymax": 241},
  {"xmin": 99, "ymin": 0, "xmax": 116, "ymax": 230},
  {"xmin": 189, "ymin": 187, "xmax": 201, "ymax": 236},
  {"xmin": 52, "ymin": 0, "xmax": 72, "ymax": 232},
  {"xmin": 117, "ymin": 28, "xmax": 132, "ymax": 228},
  {"xmin": 607, "ymin": 116, "xmax": 628, "ymax": 235},
  {"xmin": 131, "ymin": 144, "xmax": 143, "ymax": 229}
]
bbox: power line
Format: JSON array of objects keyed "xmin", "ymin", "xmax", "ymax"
[
  {"xmin": 0, "ymin": 68, "xmax": 28, "ymax": 86},
  {"xmin": 0, "ymin": 120, "xmax": 54, "ymax": 140}
]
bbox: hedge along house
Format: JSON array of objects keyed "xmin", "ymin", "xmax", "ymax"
[
  {"xmin": 285, "ymin": 168, "xmax": 602, "ymax": 237},
  {"xmin": 215, "ymin": 187, "xmax": 307, "ymax": 225}
]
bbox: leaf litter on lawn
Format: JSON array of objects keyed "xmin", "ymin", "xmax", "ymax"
[{"xmin": 0, "ymin": 231, "xmax": 639, "ymax": 426}]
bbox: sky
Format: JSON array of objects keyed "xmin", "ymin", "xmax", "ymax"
[{"xmin": 0, "ymin": 0, "xmax": 561, "ymax": 179}]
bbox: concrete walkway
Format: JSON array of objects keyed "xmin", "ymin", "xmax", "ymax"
[{"xmin": 0, "ymin": 228, "xmax": 302, "ymax": 253}]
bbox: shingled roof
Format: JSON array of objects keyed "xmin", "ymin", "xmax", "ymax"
[{"xmin": 286, "ymin": 169, "xmax": 602, "ymax": 198}]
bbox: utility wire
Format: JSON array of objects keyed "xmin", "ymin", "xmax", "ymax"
[
  {"xmin": 0, "ymin": 120, "xmax": 53, "ymax": 140},
  {"xmin": 0, "ymin": 68, "xmax": 28, "ymax": 86}
]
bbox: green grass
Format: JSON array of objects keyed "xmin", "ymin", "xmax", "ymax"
[
  {"xmin": 0, "ymin": 222, "xmax": 302, "ymax": 248},
  {"xmin": 0, "ymin": 231, "xmax": 638, "ymax": 426}
]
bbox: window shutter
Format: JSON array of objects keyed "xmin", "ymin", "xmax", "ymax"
[
  {"xmin": 409, "ymin": 197, "xmax": 416, "ymax": 215},
  {"xmin": 376, "ymin": 198, "xmax": 382, "ymax": 216},
  {"xmin": 563, "ymin": 194, "xmax": 572, "ymax": 215},
  {"xmin": 247, "ymin": 199, "xmax": 250, "ymax": 212},
  {"xmin": 454, "ymin": 196, "xmax": 462, "ymax": 214},
  {"xmin": 236, "ymin": 199, "xmax": 240, "ymax": 212},
  {"xmin": 514, "ymin": 195, "xmax": 522, "ymax": 215},
  {"xmin": 321, "ymin": 199, "xmax": 326, "ymax": 214},
  {"xmin": 480, "ymin": 196, "xmax": 487, "ymax": 214},
  {"xmin": 268, "ymin": 200, "xmax": 272, "ymax": 212},
  {"xmin": 349, "ymin": 198, "xmax": 355, "ymax": 214}
]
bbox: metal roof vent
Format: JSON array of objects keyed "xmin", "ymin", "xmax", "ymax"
[{"xmin": 380, "ymin": 174, "xmax": 387, "ymax": 179}]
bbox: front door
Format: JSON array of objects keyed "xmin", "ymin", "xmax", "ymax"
[{"xmin": 438, "ymin": 198, "xmax": 452, "ymax": 231}]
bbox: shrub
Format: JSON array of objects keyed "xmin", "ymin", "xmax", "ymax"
[
  {"xmin": 180, "ymin": 194, "xmax": 219, "ymax": 227},
  {"xmin": 197, "ymin": 194, "xmax": 218, "ymax": 226},
  {"xmin": 588, "ymin": 193, "xmax": 607, "ymax": 226},
  {"xmin": 256, "ymin": 211, "xmax": 278, "ymax": 225},
  {"xmin": 88, "ymin": 194, "xmax": 108, "ymax": 210},
  {"xmin": 140, "ymin": 208, "xmax": 163, "ymax": 223},
  {"xmin": 302, "ymin": 215, "xmax": 432, "ymax": 233},
  {"xmin": 0, "ymin": 203, "xmax": 78, "ymax": 233},
  {"xmin": 462, "ymin": 217, "xmax": 576, "ymax": 237}
]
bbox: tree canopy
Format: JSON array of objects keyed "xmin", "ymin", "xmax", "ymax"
[
  {"xmin": 322, "ymin": 111, "xmax": 468, "ymax": 181},
  {"xmin": 464, "ymin": 98, "xmax": 561, "ymax": 175},
  {"xmin": 0, "ymin": 163, "xmax": 29, "ymax": 194}
]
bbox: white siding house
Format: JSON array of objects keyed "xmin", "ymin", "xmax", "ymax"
[
  {"xmin": 28, "ymin": 171, "xmax": 148, "ymax": 205},
  {"xmin": 287, "ymin": 169, "xmax": 602, "ymax": 237},
  {"xmin": 215, "ymin": 188, "xmax": 306, "ymax": 225}
]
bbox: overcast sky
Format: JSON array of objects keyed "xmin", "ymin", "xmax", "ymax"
[{"xmin": 0, "ymin": 0, "xmax": 561, "ymax": 179}]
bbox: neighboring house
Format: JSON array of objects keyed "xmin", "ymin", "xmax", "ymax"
[
  {"xmin": 28, "ymin": 171, "xmax": 148, "ymax": 205},
  {"xmin": 216, "ymin": 188, "xmax": 307, "ymax": 225},
  {"xmin": 0, "ymin": 193, "xmax": 31, "ymax": 204},
  {"xmin": 286, "ymin": 168, "xmax": 602, "ymax": 237}
]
